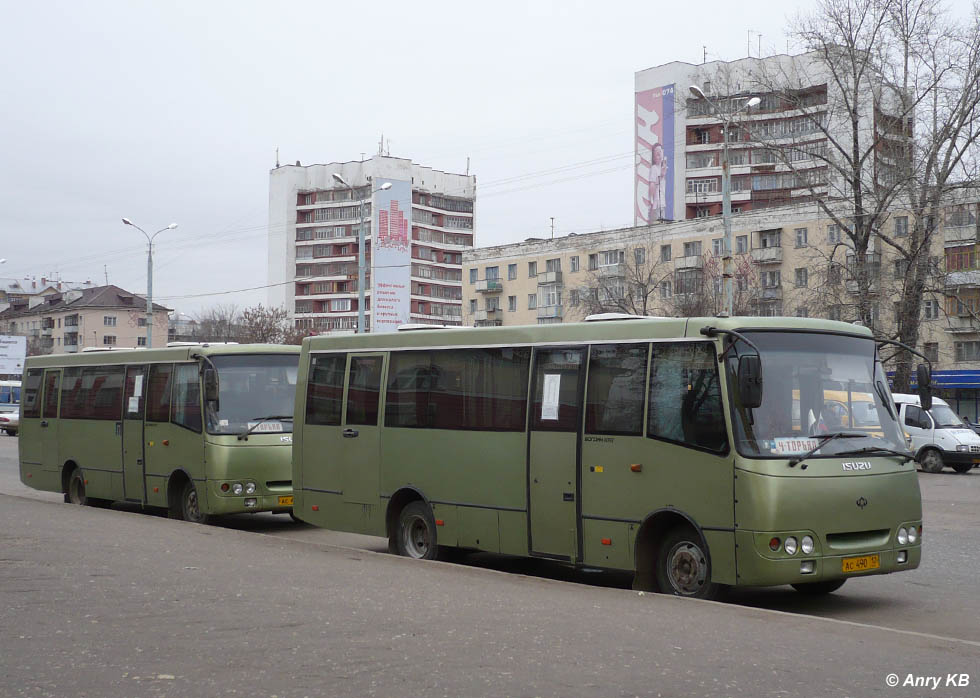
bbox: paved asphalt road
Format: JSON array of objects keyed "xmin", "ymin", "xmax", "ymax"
[{"xmin": 2, "ymin": 435, "xmax": 979, "ymax": 697}]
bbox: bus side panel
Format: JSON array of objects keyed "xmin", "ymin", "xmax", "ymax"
[
  {"xmin": 59, "ymin": 419, "xmax": 123, "ymax": 501},
  {"xmin": 497, "ymin": 510, "xmax": 529, "ymax": 557},
  {"xmin": 144, "ymin": 475, "xmax": 168, "ymax": 507},
  {"xmin": 457, "ymin": 507, "xmax": 499, "ymax": 553},
  {"xmin": 429, "ymin": 503, "xmax": 459, "ymax": 547},
  {"xmin": 703, "ymin": 530, "xmax": 737, "ymax": 586},
  {"xmin": 581, "ymin": 519, "xmax": 632, "ymax": 570}
]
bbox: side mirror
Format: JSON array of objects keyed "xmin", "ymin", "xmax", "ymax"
[
  {"xmin": 916, "ymin": 363, "xmax": 932, "ymax": 412},
  {"xmin": 738, "ymin": 355, "xmax": 764, "ymax": 409},
  {"xmin": 204, "ymin": 368, "xmax": 219, "ymax": 406}
]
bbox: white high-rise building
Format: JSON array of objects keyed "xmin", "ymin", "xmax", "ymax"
[{"xmin": 268, "ymin": 156, "xmax": 476, "ymax": 334}]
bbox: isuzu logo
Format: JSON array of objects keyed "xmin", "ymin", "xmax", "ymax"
[
  {"xmin": 842, "ymin": 461, "xmax": 872, "ymax": 471},
  {"xmin": 856, "ymin": 497, "xmax": 869, "ymax": 509}
]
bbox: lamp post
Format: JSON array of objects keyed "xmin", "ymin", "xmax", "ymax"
[
  {"xmin": 688, "ymin": 86, "xmax": 760, "ymax": 316},
  {"xmin": 121, "ymin": 218, "xmax": 178, "ymax": 348},
  {"xmin": 331, "ymin": 174, "xmax": 391, "ymax": 333}
]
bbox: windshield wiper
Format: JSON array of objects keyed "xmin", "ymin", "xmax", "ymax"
[
  {"xmin": 832, "ymin": 446, "xmax": 914, "ymax": 464},
  {"xmin": 787, "ymin": 430, "xmax": 867, "ymax": 469},
  {"xmin": 237, "ymin": 415, "xmax": 293, "ymax": 441}
]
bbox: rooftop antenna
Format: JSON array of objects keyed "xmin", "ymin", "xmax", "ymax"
[
  {"xmin": 550, "ymin": 217, "xmax": 555, "ymax": 239},
  {"xmin": 103, "ymin": 265, "xmax": 108, "ymax": 285},
  {"xmin": 703, "ymin": 46, "xmax": 707, "ymax": 64},
  {"xmin": 466, "ymin": 156, "xmax": 470, "ymax": 176},
  {"xmin": 275, "ymin": 147, "xmax": 279, "ymax": 168},
  {"xmin": 759, "ymin": 32, "xmax": 762, "ymax": 57},
  {"xmin": 378, "ymin": 133, "xmax": 384, "ymax": 156}
]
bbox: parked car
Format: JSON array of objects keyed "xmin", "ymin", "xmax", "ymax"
[
  {"xmin": 0, "ymin": 411, "xmax": 18, "ymax": 436},
  {"xmin": 893, "ymin": 393, "xmax": 980, "ymax": 473}
]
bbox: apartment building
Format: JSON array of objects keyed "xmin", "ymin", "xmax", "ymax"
[
  {"xmin": 0, "ymin": 276, "xmax": 96, "ymax": 312},
  {"xmin": 464, "ymin": 197, "xmax": 980, "ymax": 418},
  {"xmin": 634, "ymin": 51, "xmax": 905, "ymax": 223},
  {"xmin": 268, "ymin": 155, "xmax": 476, "ymax": 334},
  {"xmin": 0, "ymin": 284, "xmax": 170, "ymax": 354}
]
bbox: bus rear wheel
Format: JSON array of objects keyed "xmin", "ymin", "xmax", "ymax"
[
  {"xmin": 654, "ymin": 527, "xmax": 721, "ymax": 600},
  {"xmin": 177, "ymin": 481, "xmax": 211, "ymax": 525},
  {"xmin": 66, "ymin": 467, "xmax": 87, "ymax": 506},
  {"xmin": 791, "ymin": 579, "xmax": 846, "ymax": 595},
  {"xmin": 394, "ymin": 501, "xmax": 438, "ymax": 560},
  {"xmin": 919, "ymin": 449, "xmax": 944, "ymax": 473}
]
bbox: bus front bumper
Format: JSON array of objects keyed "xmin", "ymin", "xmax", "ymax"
[
  {"xmin": 734, "ymin": 530, "xmax": 921, "ymax": 587},
  {"xmin": 206, "ymin": 482, "xmax": 294, "ymax": 516}
]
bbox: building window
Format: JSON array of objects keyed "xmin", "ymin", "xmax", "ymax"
[
  {"xmin": 760, "ymin": 230, "xmax": 781, "ymax": 248},
  {"xmin": 796, "ymin": 307, "xmax": 809, "ymax": 318},
  {"xmin": 696, "ymin": 207, "xmax": 710, "ymax": 218},
  {"xmin": 569, "ymin": 290, "xmax": 580, "ymax": 306},
  {"xmin": 528, "ymin": 261, "xmax": 537, "ymax": 277},
  {"xmin": 588, "ymin": 254, "xmax": 598, "ymax": 270},
  {"xmin": 634, "ymin": 248, "xmax": 646, "ymax": 266},
  {"xmin": 469, "ymin": 299, "xmax": 477, "ymax": 314},
  {"xmin": 828, "ymin": 224, "xmax": 841, "ymax": 244},
  {"xmin": 923, "ymin": 342, "xmax": 939, "ymax": 363},
  {"xmin": 508, "ymin": 295, "xmax": 517, "ymax": 312},
  {"xmin": 683, "ymin": 241, "xmax": 702, "ymax": 257},
  {"xmin": 795, "ymin": 228, "xmax": 808, "ymax": 247},
  {"xmin": 570, "ymin": 256, "xmax": 579, "ymax": 272},
  {"xmin": 895, "ymin": 216, "xmax": 909, "ymax": 237},
  {"xmin": 660, "ymin": 245, "xmax": 671, "ymax": 262},
  {"xmin": 711, "ymin": 238, "xmax": 724, "ymax": 257},
  {"xmin": 660, "ymin": 280, "xmax": 672, "ymax": 298},
  {"xmin": 137, "ymin": 336, "xmax": 147, "ymax": 346},
  {"xmin": 485, "ymin": 266, "xmax": 499, "ymax": 281},
  {"xmin": 955, "ymin": 341, "xmax": 980, "ymax": 362},
  {"xmin": 758, "ymin": 301, "xmax": 782, "ymax": 317},
  {"xmin": 735, "ymin": 235, "xmax": 748, "ymax": 254},
  {"xmin": 469, "ymin": 268, "xmax": 477, "ymax": 284},
  {"xmin": 528, "ymin": 294, "xmax": 537, "ymax": 310},
  {"xmin": 600, "ymin": 250, "xmax": 624, "ymax": 266},
  {"xmin": 508, "ymin": 263, "xmax": 517, "ymax": 280},
  {"xmin": 546, "ymin": 258, "xmax": 561, "ymax": 273},
  {"xmin": 761, "ymin": 270, "xmax": 781, "ymax": 288},
  {"xmin": 103, "ymin": 335, "xmax": 117, "ymax": 346},
  {"xmin": 686, "ymin": 178, "xmax": 719, "ymax": 194},
  {"xmin": 924, "ymin": 299, "xmax": 940, "ymax": 319},
  {"xmin": 103, "ymin": 316, "xmax": 117, "ymax": 327},
  {"xmin": 795, "ymin": 268, "xmax": 808, "ymax": 287}
]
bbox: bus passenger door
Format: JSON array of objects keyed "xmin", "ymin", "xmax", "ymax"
[
  {"xmin": 122, "ymin": 365, "xmax": 147, "ymax": 502},
  {"xmin": 40, "ymin": 369, "xmax": 62, "ymax": 474},
  {"xmin": 341, "ymin": 353, "xmax": 385, "ymax": 505},
  {"xmin": 528, "ymin": 347, "xmax": 585, "ymax": 560}
]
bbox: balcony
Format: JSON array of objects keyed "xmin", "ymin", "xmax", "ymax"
[
  {"xmin": 943, "ymin": 315, "xmax": 980, "ymax": 334},
  {"xmin": 40, "ymin": 327, "xmax": 52, "ymax": 336},
  {"xmin": 475, "ymin": 279, "xmax": 503, "ymax": 293},
  {"xmin": 537, "ymin": 304, "xmax": 563, "ymax": 319},
  {"xmin": 63, "ymin": 343, "xmax": 78, "ymax": 353},
  {"xmin": 751, "ymin": 247, "xmax": 783, "ymax": 264},
  {"xmin": 474, "ymin": 308, "xmax": 502, "ymax": 322},
  {"xmin": 596, "ymin": 263, "xmax": 625, "ymax": 278},
  {"xmin": 537, "ymin": 271, "xmax": 563, "ymax": 285},
  {"xmin": 944, "ymin": 225, "xmax": 977, "ymax": 246},
  {"xmin": 674, "ymin": 255, "xmax": 704, "ymax": 271},
  {"xmin": 845, "ymin": 278, "xmax": 880, "ymax": 294},
  {"xmin": 760, "ymin": 286, "xmax": 783, "ymax": 300}
]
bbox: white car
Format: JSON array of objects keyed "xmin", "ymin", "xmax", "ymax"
[
  {"xmin": 0, "ymin": 411, "xmax": 18, "ymax": 436},
  {"xmin": 893, "ymin": 393, "xmax": 980, "ymax": 473}
]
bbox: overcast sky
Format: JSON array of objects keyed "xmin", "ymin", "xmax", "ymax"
[{"xmin": 1, "ymin": 0, "xmax": 972, "ymax": 316}]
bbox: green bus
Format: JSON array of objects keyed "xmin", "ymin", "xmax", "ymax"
[
  {"xmin": 19, "ymin": 343, "xmax": 300, "ymax": 523},
  {"xmin": 291, "ymin": 316, "xmax": 924, "ymax": 599}
]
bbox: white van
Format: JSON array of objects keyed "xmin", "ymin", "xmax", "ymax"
[{"xmin": 892, "ymin": 393, "xmax": 980, "ymax": 473}]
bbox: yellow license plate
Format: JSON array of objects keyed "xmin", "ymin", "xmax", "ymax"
[
  {"xmin": 278, "ymin": 495, "xmax": 294, "ymax": 506},
  {"xmin": 842, "ymin": 554, "xmax": 880, "ymax": 573}
]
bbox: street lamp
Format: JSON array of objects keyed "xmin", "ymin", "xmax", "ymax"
[
  {"xmin": 122, "ymin": 218, "xmax": 178, "ymax": 348},
  {"xmin": 331, "ymin": 173, "xmax": 392, "ymax": 333},
  {"xmin": 689, "ymin": 85, "xmax": 760, "ymax": 316}
]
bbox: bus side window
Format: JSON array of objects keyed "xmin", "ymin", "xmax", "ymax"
[
  {"xmin": 172, "ymin": 363, "xmax": 202, "ymax": 432},
  {"xmin": 22, "ymin": 369, "xmax": 43, "ymax": 418},
  {"xmin": 585, "ymin": 343, "xmax": 647, "ymax": 436},
  {"xmin": 346, "ymin": 356, "xmax": 383, "ymax": 426},
  {"xmin": 306, "ymin": 355, "xmax": 346, "ymax": 426},
  {"xmin": 146, "ymin": 364, "xmax": 174, "ymax": 423}
]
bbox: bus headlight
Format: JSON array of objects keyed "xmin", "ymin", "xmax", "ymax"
[
  {"xmin": 908, "ymin": 526, "xmax": 918, "ymax": 543},
  {"xmin": 245, "ymin": 482, "xmax": 256, "ymax": 494},
  {"xmin": 801, "ymin": 536, "xmax": 814, "ymax": 555},
  {"xmin": 897, "ymin": 527, "xmax": 908, "ymax": 545},
  {"xmin": 784, "ymin": 537, "xmax": 798, "ymax": 555},
  {"xmin": 232, "ymin": 483, "xmax": 244, "ymax": 495}
]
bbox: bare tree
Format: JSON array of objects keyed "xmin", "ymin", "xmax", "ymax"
[
  {"xmin": 239, "ymin": 304, "xmax": 305, "ymax": 344},
  {"xmin": 193, "ymin": 304, "xmax": 242, "ymax": 343},
  {"xmin": 574, "ymin": 244, "xmax": 674, "ymax": 318}
]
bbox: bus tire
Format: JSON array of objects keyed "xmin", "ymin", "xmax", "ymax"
[
  {"xmin": 919, "ymin": 448, "xmax": 944, "ymax": 474},
  {"xmin": 654, "ymin": 526, "xmax": 721, "ymax": 600},
  {"xmin": 394, "ymin": 501, "xmax": 439, "ymax": 560},
  {"xmin": 178, "ymin": 481, "xmax": 211, "ymax": 525},
  {"xmin": 951, "ymin": 462, "xmax": 972, "ymax": 474},
  {"xmin": 791, "ymin": 579, "xmax": 846, "ymax": 595},
  {"xmin": 66, "ymin": 467, "xmax": 87, "ymax": 506}
]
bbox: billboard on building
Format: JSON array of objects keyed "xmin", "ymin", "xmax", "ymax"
[
  {"xmin": 0, "ymin": 335, "xmax": 27, "ymax": 375},
  {"xmin": 635, "ymin": 84, "xmax": 676, "ymax": 225},
  {"xmin": 371, "ymin": 178, "xmax": 412, "ymax": 333}
]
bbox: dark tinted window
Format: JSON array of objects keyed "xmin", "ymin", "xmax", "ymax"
[
  {"xmin": 172, "ymin": 363, "xmax": 201, "ymax": 432},
  {"xmin": 146, "ymin": 364, "xmax": 173, "ymax": 423},
  {"xmin": 42, "ymin": 371, "xmax": 60, "ymax": 419},
  {"xmin": 306, "ymin": 354, "xmax": 346, "ymax": 426},
  {"xmin": 531, "ymin": 348, "xmax": 583, "ymax": 432},
  {"xmin": 22, "ymin": 369, "xmax": 42, "ymax": 418},
  {"xmin": 88, "ymin": 367, "xmax": 125, "ymax": 420},
  {"xmin": 60, "ymin": 367, "xmax": 83, "ymax": 418},
  {"xmin": 346, "ymin": 356, "xmax": 383, "ymax": 426},
  {"xmin": 385, "ymin": 347, "xmax": 531, "ymax": 431},
  {"xmin": 648, "ymin": 342, "xmax": 727, "ymax": 452},
  {"xmin": 586, "ymin": 343, "xmax": 648, "ymax": 436},
  {"xmin": 904, "ymin": 405, "xmax": 927, "ymax": 428}
]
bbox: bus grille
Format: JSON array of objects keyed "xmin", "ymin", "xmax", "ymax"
[
  {"xmin": 825, "ymin": 529, "xmax": 890, "ymax": 552},
  {"xmin": 266, "ymin": 480, "xmax": 292, "ymax": 490}
]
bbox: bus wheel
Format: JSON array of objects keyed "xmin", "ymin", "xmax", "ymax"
[
  {"xmin": 654, "ymin": 527, "xmax": 721, "ymax": 600},
  {"xmin": 66, "ymin": 468, "xmax": 87, "ymax": 506},
  {"xmin": 951, "ymin": 462, "xmax": 972, "ymax": 474},
  {"xmin": 179, "ymin": 481, "xmax": 211, "ymax": 525},
  {"xmin": 920, "ymin": 449, "xmax": 944, "ymax": 474},
  {"xmin": 791, "ymin": 579, "xmax": 846, "ymax": 595},
  {"xmin": 394, "ymin": 501, "xmax": 438, "ymax": 560}
]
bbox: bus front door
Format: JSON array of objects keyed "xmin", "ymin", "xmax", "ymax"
[
  {"xmin": 40, "ymin": 369, "xmax": 62, "ymax": 475},
  {"xmin": 122, "ymin": 365, "xmax": 147, "ymax": 502},
  {"xmin": 528, "ymin": 347, "xmax": 585, "ymax": 560},
  {"xmin": 341, "ymin": 353, "xmax": 385, "ymax": 506}
]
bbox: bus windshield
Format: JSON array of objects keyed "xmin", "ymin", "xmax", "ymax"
[
  {"xmin": 206, "ymin": 354, "xmax": 299, "ymax": 435},
  {"xmin": 730, "ymin": 332, "xmax": 906, "ymax": 458}
]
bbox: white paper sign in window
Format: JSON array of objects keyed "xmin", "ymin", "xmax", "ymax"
[
  {"xmin": 542, "ymin": 373, "xmax": 561, "ymax": 421},
  {"xmin": 133, "ymin": 374, "xmax": 143, "ymax": 398}
]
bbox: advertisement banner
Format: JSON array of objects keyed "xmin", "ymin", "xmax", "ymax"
[
  {"xmin": 372, "ymin": 178, "xmax": 412, "ymax": 333},
  {"xmin": 0, "ymin": 335, "xmax": 27, "ymax": 375},
  {"xmin": 635, "ymin": 84, "xmax": 676, "ymax": 225}
]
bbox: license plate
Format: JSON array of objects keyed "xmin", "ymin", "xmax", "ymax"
[
  {"xmin": 278, "ymin": 495, "xmax": 294, "ymax": 506},
  {"xmin": 842, "ymin": 554, "xmax": 880, "ymax": 573}
]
